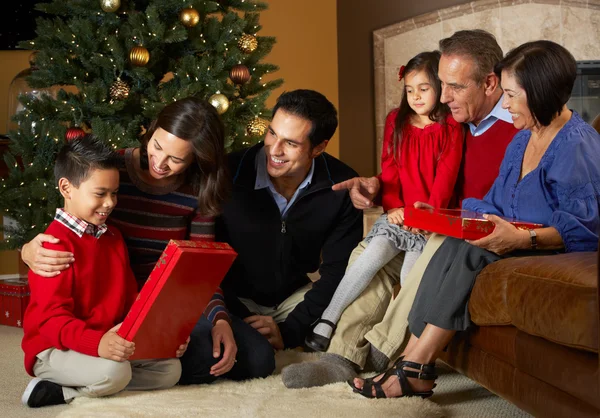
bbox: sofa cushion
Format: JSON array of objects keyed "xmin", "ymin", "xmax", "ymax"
[{"xmin": 469, "ymin": 252, "xmax": 598, "ymax": 353}]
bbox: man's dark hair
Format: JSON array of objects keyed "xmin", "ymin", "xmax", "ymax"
[
  {"xmin": 439, "ymin": 29, "xmax": 503, "ymax": 83},
  {"xmin": 54, "ymin": 134, "xmax": 119, "ymax": 187},
  {"xmin": 494, "ymin": 40, "xmax": 577, "ymax": 127},
  {"xmin": 272, "ymin": 89, "xmax": 338, "ymax": 147}
]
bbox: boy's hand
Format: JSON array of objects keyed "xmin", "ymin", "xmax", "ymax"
[
  {"xmin": 176, "ymin": 336, "xmax": 190, "ymax": 358},
  {"xmin": 387, "ymin": 208, "xmax": 405, "ymax": 225},
  {"xmin": 210, "ymin": 320, "xmax": 238, "ymax": 376},
  {"xmin": 98, "ymin": 323, "xmax": 135, "ymax": 362}
]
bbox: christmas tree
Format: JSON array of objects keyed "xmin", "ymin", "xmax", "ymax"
[{"xmin": 0, "ymin": 0, "xmax": 283, "ymax": 249}]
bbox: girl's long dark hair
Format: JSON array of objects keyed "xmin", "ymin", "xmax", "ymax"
[
  {"xmin": 391, "ymin": 50, "xmax": 449, "ymax": 159},
  {"xmin": 140, "ymin": 97, "xmax": 229, "ymax": 217}
]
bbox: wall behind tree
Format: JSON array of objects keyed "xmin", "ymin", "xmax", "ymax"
[
  {"xmin": 261, "ymin": 0, "xmax": 339, "ymax": 157},
  {"xmin": 337, "ymin": 0, "xmax": 469, "ymax": 176}
]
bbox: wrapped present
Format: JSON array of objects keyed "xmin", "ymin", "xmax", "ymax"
[
  {"xmin": 118, "ymin": 240, "xmax": 237, "ymax": 360},
  {"xmin": 404, "ymin": 207, "xmax": 543, "ymax": 240},
  {"xmin": 0, "ymin": 279, "xmax": 30, "ymax": 328}
]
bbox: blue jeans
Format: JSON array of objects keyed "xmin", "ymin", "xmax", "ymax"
[{"xmin": 178, "ymin": 315, "xmax": 275, "ymax": 385}]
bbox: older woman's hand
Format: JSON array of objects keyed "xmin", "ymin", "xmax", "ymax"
[{"xmin": 467, "ymin": 214, "xmax": 529, "ymax": 255}]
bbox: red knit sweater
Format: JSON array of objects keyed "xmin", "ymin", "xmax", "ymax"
[
  {"xmin": 22, "ymin": 221, "xmax": 138, "ymax": 376},
  {"xmin": 455, "ymin": 120, "xmax": 519, "ymax": 202}
]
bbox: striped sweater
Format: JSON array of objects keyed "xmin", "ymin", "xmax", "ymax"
[{"xmin": 107, "ymin": 148, "xmax": 229, "ymax": 324}]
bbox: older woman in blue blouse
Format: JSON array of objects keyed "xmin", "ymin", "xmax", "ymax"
[{"xmin": 349, "ymin": 40, "xmax": 600, "ymax": 399}]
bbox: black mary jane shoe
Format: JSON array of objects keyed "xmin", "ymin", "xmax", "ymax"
[
  {"xmin": 347, "ymin": 359, "xmax": 438, "ymax": 399},
  {"xmin": 304, "ymin": 319, "xmax": 337, "ymax": 352}
]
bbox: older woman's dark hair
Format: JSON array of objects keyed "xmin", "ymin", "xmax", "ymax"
[
  {"xmin": 494, "ymin": 40, "xmax": 577, "ymax": 126},
  {"xmin": 140, "ymin": 97, "xmax": 229, "ymax": 217}
]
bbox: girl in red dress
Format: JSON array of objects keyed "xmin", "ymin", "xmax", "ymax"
[{"xmin": 306, "ymin": 51, "xmax": 464, "ymax": 352}]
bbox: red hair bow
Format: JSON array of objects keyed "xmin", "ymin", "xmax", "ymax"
[{"xmin": 398, "ymin": 65, "xmax": 406, "ymax": 81}]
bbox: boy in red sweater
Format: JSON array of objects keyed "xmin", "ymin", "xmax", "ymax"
[{"xmin": 21, "ymin": 136, "xmax": 186, "ymax": 408}]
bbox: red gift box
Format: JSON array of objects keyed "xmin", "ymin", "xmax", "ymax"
[
  {"xmin": 0, "ymin": 279, "xmax": 30, "ymax": 328},
  {"xmin": 118, "ymin": 240, "xmax": 237, "ymax": 360},
  {"xmin": 404, "ymin": 207, "xmax": 543, "ymax": 240}
]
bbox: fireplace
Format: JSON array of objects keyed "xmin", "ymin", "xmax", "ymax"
[{"xmin": 570, "ymin": 61, "xmax": 600, "ymax": 123}]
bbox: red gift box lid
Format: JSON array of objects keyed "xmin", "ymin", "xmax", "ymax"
[
  {"xmin": 404, "ymin": 207, "xmax": 544, "ymax": 240},
  {"xmin": 118, "ymin": 240, "xmax": 237, "ymax": 360}
]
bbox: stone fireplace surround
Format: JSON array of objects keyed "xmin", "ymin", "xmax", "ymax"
[{"xmin": 373, "ymin": 0, "xmax": 600, "ymax": 164}]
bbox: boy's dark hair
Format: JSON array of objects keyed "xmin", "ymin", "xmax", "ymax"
[
  {"xmin": 392, "ymin": 50, "xmax": 449, "ymax": 159},
  {"xmin": 54, "ymin": 134, "xmax": 119, "ymax": 187},
  {"xmin": 494, "ymin": 40, "xmax": 577, "ymax": 127},
  {"xmin": 272, "ymin": 89, "xmax": 338, "ymax": 148},
  {"xmin": 439, "ymin": 29, "xmax": 504, "ymax": 83}
]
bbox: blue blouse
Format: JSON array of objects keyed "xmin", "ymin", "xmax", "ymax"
[{"xmin": 462, "ymin": 111, "xmax": 600, "ymax": 253}]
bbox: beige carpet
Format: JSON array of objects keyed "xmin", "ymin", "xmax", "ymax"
[{"xmin": 0, "ymin": 325, "xmax": 530, "ymax": 418}]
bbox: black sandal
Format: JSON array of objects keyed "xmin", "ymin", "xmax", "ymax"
[
  {"xmin": 304, "ymin": 319, "xmax": 336, "ymax": 352},
  {"xmin": 348, "ymin": 359, "xmax": 438, "ymax": 399}
]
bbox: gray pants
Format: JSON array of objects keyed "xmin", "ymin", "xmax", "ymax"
[
  {"xmin": 33, "ymin": 348, "xmax": 181, "ymax": 401},
  {"xmin": 408, "ymin": 237, "xmax": 502, "ymax": 337}
]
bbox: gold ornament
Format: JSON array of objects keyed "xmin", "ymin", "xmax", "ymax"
[
  {"xmin": 247, "ymin": 117, "xmax": 268, "ymax": 137},
  {"xmin": 209, "ymin": 93, "xmax": 229, "ymax": 115},
  {"xmin": 109, "ymin": 78, "xmax": 130, "ymax": 100},
  {"xmin": 129, "ymin": 46, "xmax": 150, "ymax": 66},
  {"xmin": 100, "ymin": 0, "xmax": 121, "ymax": 13},
  {"xmin": 238, "ymin": 34, "xmax": 258, "ymax": 54},
  {"xmin": 229, "ymin": 64, "xmax": 251, "ymax": 85},
  {"xmin": 180, "ymin": 7, "xmax": 200, "ymax": 27}
]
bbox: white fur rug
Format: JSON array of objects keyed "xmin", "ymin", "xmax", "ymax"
[{"xmin": 56, "ymin": 350, "xmax": 443, "ymax": 418}]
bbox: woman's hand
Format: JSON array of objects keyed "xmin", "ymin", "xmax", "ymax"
[
  {"xmin": 175, "ymin": 336, "xmax": 190, "ymax": 358},
  {"xmin": 21, "ymin": 234, "xmax": 74, "ymax": 277},
  {"xmin": 210, "ymin": 319, "xmax": 238, "ymax": 376},
  {"xmin": 467, "ymin": 214, "xmax": 529, "ymax": 255},
  {"xmin": 387, "ymin": 208, "xmax": 405, "ymax": 225}
]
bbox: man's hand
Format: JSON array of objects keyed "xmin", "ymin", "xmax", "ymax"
[
  {"xmin": 244, "ymin": 315, "xmax": 284, "ymax": 350},
  {"xmin": 175, "ymin": 336, "xmax": 190, "ymax": 358},
  {"xmin": 98, "ymin": 323, "xmax": 135, "ymax": 362},
  {"xmin": 467, "ymin": 214, "xmax": 529, "ymax": 255},
  {"xmin": 21, "ymin": 234, "xmax": 74, "ymax": 277},
  {"xmin": 210, "ymin": 319, "xmax": 238, "ymax": 376},
  {"xmin": 387, "ymin": 208, "xmax": 404, "ymax": 225},
  {"xmin": 332, "ymin": 177, "xmax": 380, "ymax": 210}
]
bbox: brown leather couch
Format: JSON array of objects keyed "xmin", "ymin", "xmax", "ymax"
[{"xmin": 441, "ymin": 248, "xmax": 599, "ymax": 417}]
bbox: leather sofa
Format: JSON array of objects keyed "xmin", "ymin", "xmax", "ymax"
[{"xmin": 441, "ymin": 248, "xmax": 599, "ymax": 417}]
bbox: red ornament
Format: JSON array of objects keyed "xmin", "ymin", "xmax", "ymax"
[
  {"xmin": 398, "ymin": 65, "xmax": 406, "ymax": 81},
  {"xmin": 66, "ymin": 127, "xmax": 86, "ymax": 141}
]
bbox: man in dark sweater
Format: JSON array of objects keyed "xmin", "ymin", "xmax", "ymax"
[
  {"xmin": 216, "ymin": 90, "xmax": 363, "ymax": 351},
  {"xmin": 283, "ymin": 30, "xmax": 520, "ymax": 388}
]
